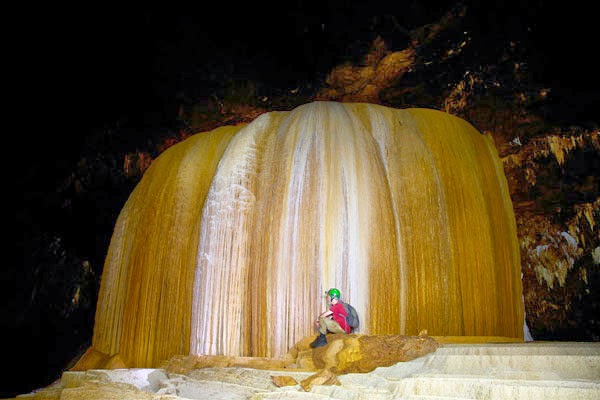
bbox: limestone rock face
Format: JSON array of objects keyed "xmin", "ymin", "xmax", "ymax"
[
  {"xmin": 314, "ymin": 44, "xmax": 416, "ymax": 103},
  {"xmin": 93, "ymin": 101, "xmax": 523, "ymax": 368},
  {"xmin": 301, "ymin": 333, "xmax": 440, "ymax": 374}
]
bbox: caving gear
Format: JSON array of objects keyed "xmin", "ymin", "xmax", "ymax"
[{"xmin": 340, "ymin": 302, "xmax": 359, "ymax": 332}]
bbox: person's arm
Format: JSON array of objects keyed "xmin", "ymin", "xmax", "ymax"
[{"xmin": 315, "ymin": 309, "xmax": 333, "ymax": 327}]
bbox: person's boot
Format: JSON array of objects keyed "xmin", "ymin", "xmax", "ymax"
[{"xmin": 310, "ymin": 333, "xmax": 327, "ymax": 348}]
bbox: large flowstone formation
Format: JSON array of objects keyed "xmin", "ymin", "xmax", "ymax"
[{"xmin": 92, "ymin": 101, "xmax": 524, "ymax": 367}]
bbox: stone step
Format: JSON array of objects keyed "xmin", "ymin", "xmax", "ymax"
[
  {"xmin": 358, "ymin": 344, "xmax": 600, "ymax": 399},
  {"xmin": 403, "ymin": 396, "xmax": 477, "ymax": 400},
  {"xmin": 311, "ymin": 387, "xmax": 475, "ymax": 400},
  {"xmin": 391, "ymin": 376, "xmax": 600, "ymax": 400},
  {"xmin": 437, "ymin": 342, "xmax": 600, "ymax": 356},
  {"xmin": 186, "ymin": 367, "xmax": 283, "ymax": 390},
  {"xmin": 418, "ymin": 354, "xmax": 600, "ymax": 380},
  {"xmin": 252, "ymin": 392, "xmax": 340, "ymax": 399},
  {"xmin": 370, "ymin": 343, "xmax": 600, "ymax": 382},
  {"xmin": 296, "ymin": 375, "xmax": 599, "ymax": 400},
  {"xmin": 310, "ymin": 384, "xmax": 396, "ymax": 400}
]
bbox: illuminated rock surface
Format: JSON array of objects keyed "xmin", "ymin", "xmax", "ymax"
[
  {"xmin": 296, "ymin": 333, "xmax": 440, "ymax": 373},
  {"xmin": 92, "ymin": 101, "xmax": 524, "ymax": 367},
  {"xmin": 154, "ymin": 333, "xmax": 439, "ymax": 375},
  {"xmin": 16, "ymin": 342, "xmax": 600, "ymax": 399}
]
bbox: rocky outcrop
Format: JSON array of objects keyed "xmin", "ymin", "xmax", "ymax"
[
  {"xmin": 68, "ymin": 333, "xmax": 440, "ymax": 376},
  {"xmin": 314, "ymin": 38, "xmax": 416, "ymax": 103},
  {"xmin": 292, "ymin": 332, "xmax": 440, "ymax": 374},
  {"xmin": 69, "ymin": 347, "xmax": 128, "ymax": 372},
  {"xmin": 299, "ymin": 369, "xmax": 340, "ymax": 392},
  {"xmin": 165, "ymin": 333, "xmax": 440, "ymax": 375},
  {"xmin": 15, "ymin": 342, "xmax": 600, "ymax": 399},
  {"xmin": 498, "ymin": 130, "xmax": 600, "ymax": 339},
  {"xmin": 13, "ymin": 334, "xmax": 438, "ymax": 398}
]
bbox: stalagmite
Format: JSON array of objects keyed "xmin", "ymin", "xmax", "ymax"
[{"xmin": 93, "ymin": 101, "xmax": 524, "ymax": 367}]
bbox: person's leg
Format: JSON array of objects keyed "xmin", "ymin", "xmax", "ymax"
[
  {"xmin": 312, "ymin": 317, "xmax": 346, "ymax": 348},
  {"xmin": 320, "ymin": 317, "xmax": 346, "ymax": 334},
  {"xmin": 318, "ymin": 316, "xmax": 329, "ymax": 335},
  {"xmin": 311, "ymin": 316, "xmax": 336, "ymax": 348}
]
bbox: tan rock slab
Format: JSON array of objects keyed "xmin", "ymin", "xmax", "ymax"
[
  {"xmin": 300, "ymin": 369, "xmax": 340, "ymax": 392},
  {"xmin": 103, "ymin": 354, "xmax": 128, "ymax": 370},
  {"xmin": 308, "ymin": 333, "xmax": 440, "ymax": 374},
  {"xmin": 69, "ymin": 347, "xmax": 110, "ymax": 371},
  {"xmin": 271, "ymin": 375, "xmax": 298, "ymax": 387}
]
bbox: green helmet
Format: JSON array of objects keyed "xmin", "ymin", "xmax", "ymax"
[{"xmin": 326, "ymin": 288, "xmax": 341, "ymax": 299}]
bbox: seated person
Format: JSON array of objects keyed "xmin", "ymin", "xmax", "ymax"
[{"xmin": 310, "ymin": 288, "xmax": 351, "ymax": 348}]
